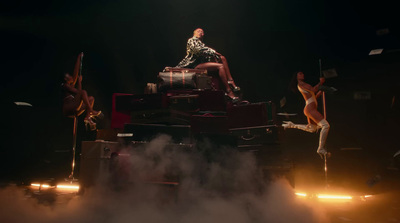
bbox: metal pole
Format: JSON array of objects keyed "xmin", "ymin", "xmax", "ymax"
[
  {"xmin": 323, "ymin": 92, "xmax": 326, "ymax": 119},
  {"xmin": 319, "ymin": 59, "xmax": 327, "ymax": 119},
  {"xmin": 324, "ymin": 155, "xmax": 329, "ymax": 188},
  {"xmin": 319, "ymin": 59, "xmax": 329, "ymax": 188},
  {"xmin": 69, "ymin": 116, "xmax": 77, "ymax": 179}
]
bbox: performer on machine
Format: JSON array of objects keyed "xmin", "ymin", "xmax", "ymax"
[
  {"xmin": 282, "ymin": 71, "xmax": 330, "ymax": 158},
  {"xmin": 176, "ymin": 28, "xmax": 240, "ymax": 102},
  {"xmin": 61, "ymin": 53, "xmax": 103, "ymax": 130}
]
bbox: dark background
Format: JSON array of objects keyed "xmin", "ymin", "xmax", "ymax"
[{"xmin": 1, "ymin": 0, "xmax": 399, "ymax": 184}]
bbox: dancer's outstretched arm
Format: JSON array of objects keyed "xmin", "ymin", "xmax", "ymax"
[{"xmin": 71, "ymin": 52, "xmax": 84, "ymax": 86}]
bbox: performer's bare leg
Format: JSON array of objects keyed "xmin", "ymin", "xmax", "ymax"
[
  {"xmin": 89, "ymin": 96, "xmax": 94, "ymax": 108},
  {"xmin": 71, "ymin": 90, "xmax": 101, "ymax": 130},
  {"xmin": 83, "ymin": 92, "xmax": 103, "ymax": 122},
  {"xmin": 195, "ymin": 62, "xmax": 236, "ymax": 99},
  {"xmin": 220, "ymin": 56, "xmax": 239, "ymax": 89},
  {"xmin": 283, "ymin": 105, "xmax": 320, "ymax": 132},
  {"xmin": 304, "ymin": 107, "xmax": 324, "ymax": 125},
  {"xmin": 78, "ymin": 90, "xmax": 98, "ymax": 117}
]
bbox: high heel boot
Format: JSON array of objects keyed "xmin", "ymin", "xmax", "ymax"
[
  {"xmin": 316, "ymin": 119, "xmax": 330, "ymax": 158},
  {"xmin": 225, "ymin": 89, "xmax": 240, "ymax": 103},
  {"xmin": 84, "ymin": 116, "xmax": 96, "ymax": 131},
  {"xmin": 89, "ymin": 110, "xmax": 104, "ymax": 120},
  {"xmin": 282, "ymin": 121, "xmax": 318, "ymax": 133}
]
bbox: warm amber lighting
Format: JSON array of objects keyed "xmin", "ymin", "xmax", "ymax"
[
  {"xmin": 295, "ymin": 189, "xmax": 372, "ymax": 202},
  {"xmin": 317, "ymin": 194, "xmax": 352, "ymax": 200},
  {"xmin": 295, "ymin": 192, "xmax": 307, "ymax": 197},
  {"xmin": 56, "ymin": 184, "xmax": 80, "ymax": 190},
  {"xmin": 30, "ymin": 183, "xmax": 51, "ymax": 188},
  {"xmin": 31, "ymin": 183, "xmax": 79, "ymax": 191}
]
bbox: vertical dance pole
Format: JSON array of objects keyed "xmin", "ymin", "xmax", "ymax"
[
  {"xmin": 319, "ymin": 59, "xmax": 329, "ymax": 188},
  {"xmin": 319, "ymin": 59, "xmax": 326, "ymax": 119},
  {"xmin": 69, "ymin": 116, "xmax": 78, "ymax": 179},
  {"xmin": 68, "ymin": 52, "xmax": 84, "ymax": 181}
]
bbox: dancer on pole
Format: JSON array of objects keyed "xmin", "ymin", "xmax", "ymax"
[
  {"xmin": 283, "ymin": 71, "xmax": 330, "ymax": 158},
  {"xmin": 61, "ymin": 52, "xmax": 103, "ymax": 130}
]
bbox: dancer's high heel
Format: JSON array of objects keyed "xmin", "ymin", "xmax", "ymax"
[
  {"xmin": 228, "ymin": 80, "xmax": 241, "ymax": 92},
  {"xmin": 282, "ymin": 121, "xmax": 295, "ymax": 129},
  {"xmin": 317, "ymin": 148, "xmax": 330, "ymax": 159},
  {"xmin": 84, "ymin": 116, "xmax": 96, "ymax": 131},
  {"xmin": 225, "ymin": 90, "xmax": 240, "ymax": 103},
  {"xmin": 230, "ymin": 97, "xmax": 240, "ymax": 103},
  {"xmin": 89, "ymin": 110, "xmax": 104, "ymax": 120}
]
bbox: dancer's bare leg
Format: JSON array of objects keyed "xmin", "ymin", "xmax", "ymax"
[
  {"xmin": 89, "ymin": 96, "xmax": 95, "ymax": 108},
  {"xmin": 220, "ymin": 56, "xmax": 238, "ymax": 88},
  {"xmin": 283, "ymin": 105, "xmax": 320, "ymax": 132},
  {"xmin": 304, "ymin": 107, "xmax": 324, "ymax": 124},
  {"xmin": 80, "ymin": 90, "xmax": 94, "ymax": 114},
  {"xmin": 77, "ymin": 90, "xmax": 101, "ymax": 119},
  {"xmin": 195, "ymin": 62, "xmax": 235, "ymax": 98}
]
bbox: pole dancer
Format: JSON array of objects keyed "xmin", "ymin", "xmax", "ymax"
[
  {"xmin": 282, "ymin": 71, "xmax": 330, "ymax": 158},
  {"xmin": 61, "ymin": 52, "xmax": 103, "ymax": 130}
]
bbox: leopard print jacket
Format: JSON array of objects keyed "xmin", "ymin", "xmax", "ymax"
[{"xmin": 176, "ymin": 37, "xmax": 220, "ymax": 68}]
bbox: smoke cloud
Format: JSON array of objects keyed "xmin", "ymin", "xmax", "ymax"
[{"xmin": 0, "ymin": 135, "xmax": 328, "ymax": 223}]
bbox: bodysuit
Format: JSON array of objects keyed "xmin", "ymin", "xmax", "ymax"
[{"xmin": 297, "ymin": 84, "xmax": 317, "ymax": 106}]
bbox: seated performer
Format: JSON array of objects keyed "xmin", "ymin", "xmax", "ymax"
[
  {"xmin": 61, "ymin": 53, "xmax": 102, "ymax": 130},
  {"xmin": 282, "ymin": 71, "xmax": 330, "ymax": 158},
  {"xmin": 176, "ymin": 28, "xmax": 240, "ymax": 101}
]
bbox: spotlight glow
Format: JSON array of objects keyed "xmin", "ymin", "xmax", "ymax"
[
  {"xmin": 56, "ymin": 184, "xmax": 80, "ymax": 190},
  {"xmin": 317, "ymin": 194, "xmax": 352, "ymax": 200},
  {"xmin": 295, "ymin": 192, "xmax": 307, "ymax": 197},
  {"xmin": 294, "ymin": 190, "xmax": 368, "ymax": 202},
  {"xmin": 30, "ymin": 183, "xmax": 79, "ymax": 192},
  {"xmin": 30, "ymin": 183, "xmax": 51, "ymax": 188}
]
